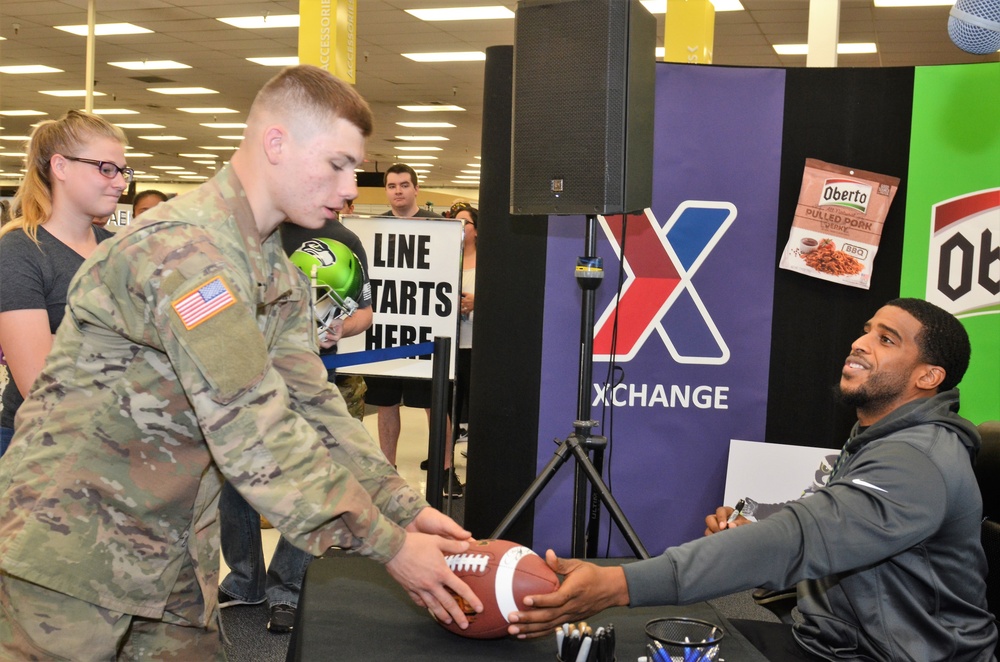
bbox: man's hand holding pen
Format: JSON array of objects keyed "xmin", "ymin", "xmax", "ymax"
[{"xmin": 704, "ymin": 500, "xmax": 752, "ymax": 536}]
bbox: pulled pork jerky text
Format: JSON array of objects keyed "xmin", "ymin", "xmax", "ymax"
[{"xmin": 779, "ymin": 159, "xmax": 899, "ymax": 290}]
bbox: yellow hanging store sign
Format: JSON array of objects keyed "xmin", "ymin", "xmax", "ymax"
[{"xmin": 298, "ymin": 0, "xmax": 357, "ymax": 83}]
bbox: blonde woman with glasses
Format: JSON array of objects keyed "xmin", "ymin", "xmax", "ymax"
[{"xmin": 0, "ymin": 110, "xmax": 130, "ymax": 455}]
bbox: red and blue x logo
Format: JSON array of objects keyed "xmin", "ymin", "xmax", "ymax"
[{"xmin": 594, "ymin": 201, "xmax": 737, "ymax": 364}]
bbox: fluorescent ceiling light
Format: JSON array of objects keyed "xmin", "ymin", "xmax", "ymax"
[
  {"xmin": 406, "ymin": 163, "xmax": 435, "ymax": 167},
  {"xmin": 395, "ymin": 135, "xmax": 449, "ymax": 141},
  {"xmin": 774, "ymin": 43, "xmax": 877, "ymax": 55},
  {"xmin": 874, "ymin": 1, "xmax": 953, "ymax": 6},
  {"xmin": 55, "ymin": 23, "xmax": 152, "ymax": 36},
  {"xmin": 413, "ymin": 169, "xmax": 431, "ymax": 174},
  {"xmin": 90, "ymin": 108, "xmax": 138, "ymax": 115},
  {"xmin": 395, "ymin": 146, "xmax": 443, "ymax": 151},
  {"xmin": 466, "ymin": 163, "xmax": 481, "ymax": 168},
  {"xmin": 0, "ymin": 110, "xmax": 47, "ymax": 116},
  {"xmin": 640, "ymin": 0, "xmax": 743, "ymax": 12},
  {"xmin": 124, "ymin": 153, "xmax": 153, "ymax": 157},
  {"xmin": 0, "ymin": 65, "xmax": 63, "ymax": 75},
  {"xmin": 109, "ymin": 60, "xmax": 190, "ymax": 70},
  {"xmin": 40, "ymin": 90, "xmax": 106, "ymax": 97},
  {"xmin": 397, "ymin": 122, "xmax": 455, "ymax": 128},
  {"xmin": 247, "ymin": 56, "xmax": 300, "ymax": 66},
  {"xmin": 171, "ymin": 171, "xmax": 197, "ymax": 175},
  {"xmin": 455, "ymin": 175, "xmax": 480, "ymax": 179},
  {"xmin": 0, "ymin": 152, "xmax": 27, "ymax": 157},
  {"xmin": 217, "ymin": 16, "xmax": 300, "ymax": 29},
  {"xmin": 217, "ymin": 136, "xmax": 244, "ymax": 140},
  {"xmin": 139, "ymin": 135, "xmax": 186, "ymax": 141},
  {"xmin": 406, "ymin": 7, "xmax": 514, "ymax": 21},
  {"xmin": 395, "ymin": 155, "xmax": 438, "ymax": 160},
  {"xmin": 179, "ymin": 153, "xmax": 217, "ymax": 158},
  {"xmin": 148, "ymin": 87, "xmax": 218, "ymax": 95},
  {"xmin": 0, "ymin": 136, "xmax": 30, "ymax": 141},
  {"xmin": 115, "ymin": 123, "xmax": 165, "ymax": 129},
  {"xmin": 152, "ymin": 166, "xmax": 185, "ymax": 170},
  {"xmin": 133, "ymin": 174, "xmax": 160, "ymax": 179},
  {"xmin": 178, "ymin": 108, "xmax": 238, "ymax": 114},
  {"xmin": 200, "ymin": 122, "xmax": 246, "ymax": 129},
  {"xmin": 403, "ymin": 52, "xmax": 486, "ymax": 62},
  {"xmin": 193, "ymin": 160, "xmax": 217, "ymax": 164},
  {"xmin": 199, "ymin": 146, "xmax": 239, "ymax": 151},
  {"xmin": 398, "ymin": 105, "xmax": 465, "ymax": 112},
  {"xmin": 180, "ymin": 175, "xmax": 209, "ymax": 180},
  {"xmin": 460, "ymin": 170, "xmax": 481, "ymax": 174},
  {"xmin": 451, "ymin": 180, "xmax": 479, "ymax": 185}
]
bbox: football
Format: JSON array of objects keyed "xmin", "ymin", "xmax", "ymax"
[{"xmin": 435, "ymin": 538, "xmax": 560, "ymax": 639}]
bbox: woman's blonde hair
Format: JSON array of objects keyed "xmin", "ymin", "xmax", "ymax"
[{"xmin": 0, "ymin": 110, "xmax": 128, "ymax": 243}]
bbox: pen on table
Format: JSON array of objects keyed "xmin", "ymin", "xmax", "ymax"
[{"xmin": 726, "ymin": 498, "xmax": 746, "ymax": 524}]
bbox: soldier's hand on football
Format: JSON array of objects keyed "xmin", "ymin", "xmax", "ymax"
[{"xmin": 386, "ymin": 532, "xmax": 483, "ymax": 629}]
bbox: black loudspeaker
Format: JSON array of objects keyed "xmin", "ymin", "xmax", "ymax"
[{"xmin": 510, "ymin": 0, "xmax": 655, "ymax": 216}]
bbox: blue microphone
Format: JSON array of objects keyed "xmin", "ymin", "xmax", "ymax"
[{"xmin": 948, "ymin": 0, "xmax": 1000, "ymax": 55}]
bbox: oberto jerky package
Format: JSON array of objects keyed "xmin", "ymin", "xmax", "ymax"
[{"xmin": 779, "ymin": 158, "xmax": 900, "ymax": 290}]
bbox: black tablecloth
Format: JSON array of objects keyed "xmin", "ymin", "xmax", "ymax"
[{"xmin": 287, "ymin": 552, "xmax": 770, "ymax": 661}]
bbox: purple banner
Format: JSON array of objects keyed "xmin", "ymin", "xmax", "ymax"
[{"xmin": 534, "ymin": 64, "xmax": 786, "ymax": 557}]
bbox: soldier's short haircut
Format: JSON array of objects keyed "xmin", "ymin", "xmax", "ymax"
[
  {"xmin": 886, "ymin": 298, "xmax": 971, "ymax": 392},
  {"xmin": 250, "ymin": 65, "xmax": 373, "ymax": 138},
  {"xmin": 384, "ymin": 163, "xmax": 418, "ymax": 188}
]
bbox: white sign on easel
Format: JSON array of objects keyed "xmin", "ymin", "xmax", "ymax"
[
  {"xmin": 723, "ymin": 439, "xmax": 839, "ymax": 519},
  {"xmin": 339, "ymin": 216, "xmax": 463, "ymax": 380}
]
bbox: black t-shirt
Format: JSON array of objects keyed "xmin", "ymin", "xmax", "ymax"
[
  {"xmin": 0, "ymin": 224, "xmax": 113, "ymax": 428},
  {"xmin": 279, "ymin": 219, "xmax": 372, "ymax": 358}
]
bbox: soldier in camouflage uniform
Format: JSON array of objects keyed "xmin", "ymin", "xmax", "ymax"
[{"xmin": 0, "ymin": 65, "xmax": 481, "ymax": 660}]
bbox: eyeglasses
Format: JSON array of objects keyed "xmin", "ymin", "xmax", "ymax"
[{"xmin": 64, "ymin": 156, "xmax": 134, "ymax": 183}]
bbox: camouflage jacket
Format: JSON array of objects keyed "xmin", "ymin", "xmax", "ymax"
[{"xmin": 0, "ymin": 164, "xmax": 427, "ymax": 623}]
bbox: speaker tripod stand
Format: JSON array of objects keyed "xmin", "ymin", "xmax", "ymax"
[{"xmin": 490, "ymin": 215, "xmax": 649, "ymax": 560}]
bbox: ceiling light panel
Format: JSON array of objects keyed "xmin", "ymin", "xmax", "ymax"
[
  {"xmin": 55, "ymin": 23, "xmax": 152, "ymax": 36},
  {"xmin": 40, "ymin": 90, "xmax": 106, "ymax": 97},
  {"xmin": 406, "ymin": 7, "xmax": 514, "ymax": 21},
  {"xmin": 398, "ymin": 105, "xmax": 465, "ymax": 112},
  {"xmin": 0, "ymin": 65, "xmax": 63, "ymax": 74},
  {"xmin": 109, "ymin": 61, "xmax": 190, "ymax": 70},
  {"xmin": 148, "ymin": 87, "xmax": 218, "ymax": 95},
  {"xmin": 402, "ymin": 52, "xmax": 486, "ymax": 62},
  {"xmin": 247, "ymin": 57, "xmax": 300, "ymax": 66},
  {"xmin": 217, "ymin": 16, "xmax": 300, "ymax": 29}
]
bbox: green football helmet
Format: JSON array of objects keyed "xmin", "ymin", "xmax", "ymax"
[{"xmin": 289, "ymin": 238, "xmax": 363, "ymax": 330}]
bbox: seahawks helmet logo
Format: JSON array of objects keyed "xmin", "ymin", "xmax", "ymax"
[{"xmin": 298, "ymin": 239, "xmax": 337, "ymax": 267}]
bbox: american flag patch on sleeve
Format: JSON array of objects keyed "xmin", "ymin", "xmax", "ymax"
[{"xmin": 172, "ymin": 277, "xmax": 236, "ymax": 330}]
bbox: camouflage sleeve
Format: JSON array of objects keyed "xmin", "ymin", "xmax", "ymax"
[
  {"xmin": 269, "ymin": 277, "xmax": 427, "ymax": 527},
  {"xmin": 124, "ymin": 228, "xmax": 410, "ymax": 562}
]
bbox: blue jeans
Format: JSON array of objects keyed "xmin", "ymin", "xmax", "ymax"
[
  {"xmin": 218, "ymin": 481, "xmax": 313, "ymax": 608},
  {"xmin": 0, "ymin": 427, "xmax": 13, "ymax": 457}
]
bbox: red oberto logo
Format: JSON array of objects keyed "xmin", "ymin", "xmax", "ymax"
[{"xmin": 926, "ymin": 188, "xmax": 1000, "ymax": 318}]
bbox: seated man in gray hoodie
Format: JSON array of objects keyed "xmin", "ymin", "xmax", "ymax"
[{"xmin": 508, "ymin": 298, "xmax": 997, "ymax": 662}]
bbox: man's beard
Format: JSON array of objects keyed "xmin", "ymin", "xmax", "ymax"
[{"xmin": 837, "ymin": 369, "xmax": 908, "ymax": 414}]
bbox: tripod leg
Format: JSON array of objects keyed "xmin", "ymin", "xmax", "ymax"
[
  {"xmin": 569, "ymin": 441, "xmax": 650, "ymax": 559},
  {"xmin": 490, "ymin": 440, "xmax": 574, "ymax": 540}
]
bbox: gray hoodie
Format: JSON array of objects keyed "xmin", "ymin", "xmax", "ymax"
[{"xmin": 623, "ymin": 389, "xmax": 998, "ymax": 661}]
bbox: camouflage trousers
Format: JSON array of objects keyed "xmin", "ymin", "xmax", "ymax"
[
  {"xmin": 0, "ymin": 569, "xmax": 225, "ymax": 661},
  {"xmin": 335, "ymin": 374, "xmax": 367, "ymax": 422}
]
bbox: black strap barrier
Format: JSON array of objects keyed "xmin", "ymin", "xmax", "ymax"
[{"xmin": 320, "ymin": 339, "xmax": 453, "ymax": 513}]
